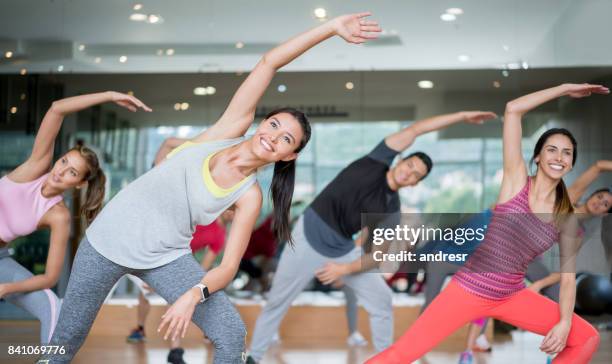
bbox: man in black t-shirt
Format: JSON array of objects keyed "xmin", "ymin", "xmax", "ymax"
[{"xmin": 247, "ymin": 111, "xmax": 497, "ymax": 362}]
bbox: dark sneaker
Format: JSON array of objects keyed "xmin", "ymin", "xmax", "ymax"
[
  {"xmin": 167, "ymin": 347, "xmax": 186, "ymax": 364},
  {"xmin": 126, "ymin": 328, "xmax": 146, "ymax": 343}
]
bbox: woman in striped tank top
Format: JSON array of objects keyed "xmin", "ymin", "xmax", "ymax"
[{"xmin": 367, "ymin": 83, "xmax": 610, "ymax": 364}]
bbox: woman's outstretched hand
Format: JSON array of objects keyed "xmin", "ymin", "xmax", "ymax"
[
  {"xmin": 107, "ymin": 91, "xmax": 152, "ymax": 112},
  {"xmin": 461, "ymin": 111, "xmax": 498, "ymax": 124},
  {"xmin": 332, "ymin": 12, "xmax": 382, "ymax": 44},
  {"xmin": 562, "ymin": 83, "xmax": 609, "ymax": 99}
]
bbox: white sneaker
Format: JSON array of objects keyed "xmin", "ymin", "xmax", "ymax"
[
  {"xmin": 347, "ymin": 331, "xmax": 368, "ymax": 347},
  {"xmin": 474, "ymin": 334, "xmax": 492, "ymax": 352}
]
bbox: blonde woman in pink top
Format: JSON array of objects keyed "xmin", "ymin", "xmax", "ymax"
[
  {"xmin": 367, "ymin": 83, "xmax": 609, "ymax": 364},
  {"xmin": 0, "ymin": 91, "xmax": 150, "ymax": 343}
]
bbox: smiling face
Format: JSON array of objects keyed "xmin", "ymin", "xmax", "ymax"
[
  {"xmin": 252, "ymin": 112, "xmax": 306, "ymax": 163},
  {"xmin": 585, "ymin": 190, "xmax": 612, "ymax": 216},
  {"xmin": 46, "ymin": 150, "xmax": 91, "ymax": 191},
  {"xmin": 533, "ymin": 133, "xmax": 575, "ymax": 180},
  {"xmin": 390, "ymin": 155, "xmax": 429, "ymax": 188}
]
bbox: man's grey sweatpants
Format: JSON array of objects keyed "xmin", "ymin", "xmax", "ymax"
[
  {"xmin": 38, "ymin": 238, "xmax": 246, "ymax": 364},
  {"xmin": 248, "ymin": 217, "xmax": 393, "ymax": 361}
]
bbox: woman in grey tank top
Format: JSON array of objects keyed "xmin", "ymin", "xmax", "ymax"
[{"xmin": 39, "ymin": 12, "xmax": 381, "ymax": 364}]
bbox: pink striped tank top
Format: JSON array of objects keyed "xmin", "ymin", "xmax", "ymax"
[
  {"xmin": 0, "ymin": 173, "xmax": 63, "ymax": 243},
  {"xmin": 453, "ymin": 177, "xmax": 559, "ymax": 300}
]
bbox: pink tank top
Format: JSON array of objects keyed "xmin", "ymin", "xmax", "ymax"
[
  {"xmin": 454, "ymin": 177, "xmax": 559, "ymax": 300},
  {"xmin": 0, "ymin": 173, "xmax": 63, "ymax": 243}
]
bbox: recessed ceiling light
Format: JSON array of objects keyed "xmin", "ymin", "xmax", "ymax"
[
  {"xmin": 20, "ymin": 93, "xmax": 26, "ymax": 100},
  {"xmin": 130, "ymin": 13, "xmax": 147, "ymax": 21},
  {"xmin": 20, "ymin": 68, "xmax": 27, "ymax": 75},
  {"xmin": 502, "ymin": 70, "xmax": 509, "ymax": 77},
  {"xmin": 493, "ymin": 81, "xmax": 501, "ymax": 88},
  {"xmin": 10, "ymin": 106, "xmax": 17, "ymax": 114},
  {"xmin": 180, "ymin": 102, "xmax": 189, "ymax": 111},
  {"xmin": 446, "ymin": 8, "xmax": 464, "ymax": 15},
  {"xmin": 94, "ymin": 57, "xmax": 102, "ymax": 63},
  {"xmin": 314, "ymin": 8, "xmax": 327, "ymax": 19},
  {"xmin": 345, "ymin": 82, "xmax": 354, "ymax": 90},
  {"xmin": 5, "ymin": 51, "xmax": 13, "ymax": 58},
  {"xmin": 205, "ymin": 86, "xmax": 216, "ymax": 95},
  {"xmin": 57, "ymin": 65, "xmax": 64, "ymax": 72},
  {"xmin": 418, "ymin": 80, "xmax": 434, "ymax": 89},
  {"xmin": 166, "ymin": 48, "xmax": 175, "ymax": 56},
  {"xmin": 458, "ymin": 55, "xmax": 470, "ymax": 62},
  {"xmin": 440, "ymin": 13, "xmax": 456, "ymax": 21},
  {"xmin": 277, "ymin": 84, "xmax": 287, "ymax": 93},
  {"xmin": 194, "ymin": 87, "xmax": 207, "ymax": 96},
  {"xmin": 133, "ymin": 3, "xmax": 143, "ymax": 11},
  {"xmin": 147, "ymin": 14, "xmax": 161, "ymax": 24},
  {"xmin": 119, "ymin": 56, "xmax": 128, "ymax": 63}
]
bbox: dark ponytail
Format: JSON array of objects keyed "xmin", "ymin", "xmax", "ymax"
[
  {"xmin": 266, "ymin": 108, "xmax": 311, "ymax": 246},
  {"xmin": 531, "ymin": 128, "xmax": 577, "ymax": 220},
  {"xmin": 71, "ymin": 146, "xmax": 107, "ymax": 226}
]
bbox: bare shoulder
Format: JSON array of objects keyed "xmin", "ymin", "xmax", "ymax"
[
  {"xmin": 41, "ymin": 202, "xmax": 71, "ymax": 228},
  {"xmin": 236, "ymin": 183, "xmax": 263, "ymax": 210}
]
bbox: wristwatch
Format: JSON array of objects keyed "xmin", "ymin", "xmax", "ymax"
[{"xmin": 194, "ymin": 283, "xmax": 210, "ymax": 303}]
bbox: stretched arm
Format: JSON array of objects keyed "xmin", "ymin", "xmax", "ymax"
[
  {"xmin": 11, "ymin": 91, "xmax": 151, "ymax": 182},
  {"xmin": 153, "ymin": 137, "xmax": 189, "ymax": 166},
  {"xmin": 0, "ymin": 207, "xmax": 70, "ymax": 298},
  {"xmin": 499, "ymin": 84, "xmax": 609, "ymax": 203},
  {"xmin": 157, "ymin": 185, "xmax": 262, "ymax": 341},
  {"xmin": 568, "ymin": 160, "xmax": 612, "ymax": 204},
  {"xmin": 384, "ymin": 111, "xmax": 497, "ymax": 152},
  {"xmin": 193, "ymin": 13, "xmax": 381, "ymax": 143}
]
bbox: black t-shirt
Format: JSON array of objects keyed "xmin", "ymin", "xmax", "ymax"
[{"xmin": 303, "ymin": 140, "xmax": 401, "ymax": 257}]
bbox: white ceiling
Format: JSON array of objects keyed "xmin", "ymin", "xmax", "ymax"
[{"xmin": 2, "ymin": 0, "xmax": 611, "ymax": 74}]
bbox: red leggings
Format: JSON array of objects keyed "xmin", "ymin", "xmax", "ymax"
[{"xmin": 367, "ymin": 280, "xmax": 599, "ymax": 364}]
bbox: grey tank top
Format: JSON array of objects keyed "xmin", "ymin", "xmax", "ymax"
[{"xmin": 86, "ymin": 138, "xmax": 257, "ymax": 269}]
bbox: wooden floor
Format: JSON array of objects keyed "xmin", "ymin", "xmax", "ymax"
[{"xmin": 1, "ymin": 320, "xmax": 610, "ymax": 363}]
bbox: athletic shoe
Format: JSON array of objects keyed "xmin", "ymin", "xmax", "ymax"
[
  {"xmin": 245, "ymin": 355, "xmax": 258, "ymax": 364},
  {"xmin": 167, "ymin": 347, "xmax": 186, "ymax": 364},
  {"xmin": 458, "ymin": 350, "xmax": 474, "ymax": 364},
  {"xmin": 473, "ymin": 334, "xmax": 492, "ymax": 352},
  {"xmin": 126, "ymin": 328, "xmax": 146, "ymax": 343},
  {"xmin": 347, "ymin": 331, "xmax": 368, "ymax": 347},
  {"xmin": 546, "ymin": 356, "xmax": 553, "ymax": 364}
]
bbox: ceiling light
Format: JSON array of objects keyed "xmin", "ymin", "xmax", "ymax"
[
  {"xmin": 521, "ymin": 61, "xmax": 529, "ymax": 70},
  {"xmin": 493, "ymin": 81, "xmax": 501, "ymax": 88},
  {"xmin": 166, "ymin": 48, "xmax": 175, "ymax": 56},
  {"xmin": 10, "ymin": 106, "xmax": 17, "ymax": 114},
  {"xmin": 5, "ymin": 51, "xmax": 13, "ymax": 58},
  {"xmin": 94, "ymin": 57, "xmax": 101, "ymax": 63},
  {"xmin": 173, "ymin": 103, "xmax": 181, "ymax": 111},
  {"xmin": 133, "ymin": 3, "xmax": 143, "ymax": 11},
  {"xmin": 147, "ymin": 14, "xmax": 161, "ymax": 24},
  {"xmin": 205, "ymin": 86, "xmax": 216, "ymax": 95},
  {"xmin": 418, "ymin": 80, "xmax": 434, "ymax": 89},
  {"xmin": 119, "ymin": 56, "xmax": 128, "ymax": 63},
  {"xmin": 57, "ymin": 65, "xmax": 64, "ymax": 72},
  {"xmin": 130, "ymin": 13, "xmax": 147, "ymax": 21},
  {"xmin": 180, "ymin": 102, "xmax": 189, "ymax": 110},
  {"xmin": 78, "ymin": 44, "xmax": 85, "ymax": 51},
  {"xmin": 314, "ymin": 8, "xmax": 327, "ymax": 19},
  {"xmin": 502, "ymin": 70, "xmax": 509, "ymax": 77},
  {"xmin": 458, "ymin": 55, "xmax": 470, "ymax": 62},
  {"xmin": 277, "ymin": 84, "xmax": 287, "ymax": 93},
  {"xmin": 345, "ymin": 82, "xmax": 354, "ymax": 90},
  {"xmin": 446, "ymin": 8, "xmax": 464, "ymax": 15},
  {"xmin": 20, "ymin": 93, "xmax": 26, "ymax": 100},
  {"xmin": 235, "ymin": 42, "xmax": 244, "ymax": 49},
  {"xmin": 440, "ymin": 13, "xmax": 456, "ymax": 21},
  {"xmin": 20, "ymin": 68, "xmax": 27, "ymax": 75},
  {"xmin": 194, "ymin": 87, "xmax": 207, "ymax": 96}
]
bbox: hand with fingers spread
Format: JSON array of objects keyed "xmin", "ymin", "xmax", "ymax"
[
  {"xmin": 157, "ymin": 288, "xmax": 199, "ymax": 342},
  {"xmin": 461, "ymin": 111, "xmax": 498, "ymax": 124},
  {"xmin": 540, "ymin": 321, "xmax": 571, "ymax": 355},
  {"xmin": 106, "ymin": 91, "xmax": 153, "ymax": 112},
  {"xmin": 562, "ymin": 83, "xmax": 610, "ymax": 98},
  {"xmin": 331, "ymin": 12, "xmax": 382, "ymax": 44}
]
